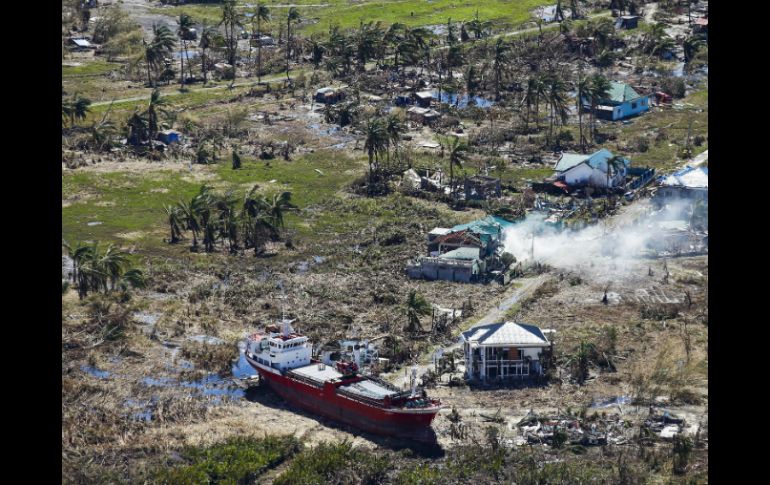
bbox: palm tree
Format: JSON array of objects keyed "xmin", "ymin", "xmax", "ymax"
[
  {"xmin": 89, "ymin": 118, "xmax": 116, "ymax": 151},
  {"xmin": 177, "ymin": 14, "xmax": 195, "ymax": 86},
  {"xmin": 362, "ymin": 117, "xmax": 388, "ymax": 185},
  {"xmin": 145, "ymin": 89, "xmax": 169, "ymax": 145},
  {"xmin": 383, "ymin": 113, "xmax": 405, "ymax": 168},
  {"xmin": 440, "ymin": 135, "xmax": 469, "ymax": 197},
  {"xmin": 545, "ymin": 76, "xmax": 569, "ymax": 145},
  {"xmin": 243, "ymin": 185, "xmax": 277, "ymax": 255},
  {"xmin": 145, "ymin": 24, "xmax": 176, "ymax": 86},
  {"xmin": 522, "ymin": 76, "xmax": 539, "ymax": 131},
  {"xmin": 199, "ymin": 24, "xmax": 217, "ymax": 84},
  {"xmin": 575, "ymin": 74, "xmax": 590, "ymax": 152},
  {"xmin": 62, "ymin": 94, "xmax": 92, "ymax": 127},
  {"xmin": 588, "ymin": 74, "xmax": 610, "ymax": 141},
  {"xmin": 164, "ymin": 204, "xmax": 185, "ymax": 243},
  {"xmin": 405, "ymin": 290, "xmax": 431, "ymax": 333},
  {"xmin": 604, "ymin": 155, "xmax": 626, "ymax": 189},
  {"xmin": 683, "ymin": 35, "xmax": 705, "ymax": 63},
  {"xmin": 265, "ymin": 191, "xmax": 294, "ymax": 234},
  {"xmin": 220, "ymin": 0, "xmax": 241, "ymax": 67},
  {"xmin": 252, "ymin": 2, "xmax": 271, "ymax": 83},
  {"xmin": 644, "ymin": 22, "xmax": 675, "ymax": 59},
  {"xmin": 177, "ymin": 199, "xmax": 201, "ymax": 251},
  {"xmin": 285, "ymin": 7, "xmax": 301, "ymax": 81},
  {"xmin": 491, "ymin": 38, "xmax": 508, "ymax": 100}
]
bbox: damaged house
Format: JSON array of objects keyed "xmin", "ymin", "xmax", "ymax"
[
  {"xmin": 583, "ymin": 81, "xmax": 649, "ymax": 121},
  {"xmin": 407, "ymin": 106, "xmax": 441, "ymax": 125},
  {"xmin": 464, "ymin": 175, "xmax": 502, "ymax": 200},
  {"xmin": 315, "ymin": 87, "xmax": 346, "ymax": 104},
  {"xmin": 654, "ymin": 166, "xmax": 708, "ymax": 203},
  {"xmin": 460, "ymin": 322, "xmax": 552, "ymax": 381},
  {"xmin": 407, "ymin": 216, "xmax": 513, "ymax": 283},
  {"xmin": 553, "ymin": 149, "xmax": 630, "ymax": 189}
]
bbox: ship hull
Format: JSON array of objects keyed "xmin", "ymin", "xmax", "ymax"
[{"xmin": 249, "ymin": 359, "xmax": 439, "ymax": 441}]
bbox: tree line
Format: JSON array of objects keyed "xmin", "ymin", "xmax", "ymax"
[{"xmin": 164, "ymin": 184, "xmax": 294, "ymax": 255}]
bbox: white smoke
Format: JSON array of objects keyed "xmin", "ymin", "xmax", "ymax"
[{"xmin": 502, "ymin": 198, "xmax": 700, "ymax": 281}]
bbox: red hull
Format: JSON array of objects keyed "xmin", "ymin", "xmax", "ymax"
[{"xmin": 252, "ymin": 363, "xmax": 439, "ymax": 441}]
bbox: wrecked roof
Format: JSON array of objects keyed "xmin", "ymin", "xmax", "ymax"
[
  {"xmin": 554, "ymin": 149, "xmax": 629, "ymax": 173},
  {"xmin": 461, "ymin": 322, "xmax": 550, "ymax": 347},
  {"xmin": 433, "ymin": 229, "xmax": 483, "ymax": 248},
  {"xmin": 605, "ymin": 81, "xmax": 643, "ymax": 103},
  {"xmin": 661, "ymin": 166, "xmax": 708, "ymax": 188}
]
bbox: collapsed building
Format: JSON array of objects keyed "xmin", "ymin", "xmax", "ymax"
[
  {"xmin": 459, "ymin": 322, "xmax": 552, "ymax": 382},
  {"xmin": 654, "ymin": 166, "xmax": 708, "ymax": 205},
  {"xmin": 407, "ymin": 216, "xmax": 514, "ymax": 283},
  {"xmin": 463, "ymin": 175, "xmax": 502, "ymax": 200}
]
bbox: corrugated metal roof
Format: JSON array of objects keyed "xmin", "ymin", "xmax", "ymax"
[
  {"xmin": 461, "ymin": 322, "xmax": 549, "ymax": 346},
  {"xmin": 71, "ymin": 38, "xmax": 91, "ymax": 47},
  {"xmin": 606, "ymin": 81, "xmax": 642, "ymax": 103},
  {"xmin": 555, "ymin": 149, "xmax": 628, "ymax": 172}
]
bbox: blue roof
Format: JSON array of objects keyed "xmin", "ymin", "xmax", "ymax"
[
  {"xmin": 554, "ymin": 149, "xmax": 630, "ymax": 172},
  {"xmin": 450, "ymin": 215, "xmax": 514, "ymax": 236}
]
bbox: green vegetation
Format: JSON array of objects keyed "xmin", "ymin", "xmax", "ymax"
[
  {"xmin": 274, "ymin": 440, "xmax": 389, "ymax": 485},
  {"xmin": 158, "ymin": 436, "xmax": 299, "ymax": 484},
  {"xmin": 154, "ymin": 1, "xmax": 555, "ymax": 35},
  {"xmin": 62, "ymin": 60, "xmax": 123, "ymax": 77}
]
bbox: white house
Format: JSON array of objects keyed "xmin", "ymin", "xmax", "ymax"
[
  {"xmin": 459, "ymin": 322, "xmax": 551, "ymax": 381},
  {"xmin": 553, "ymin": 148, "xmax": 630, "ymax": 188}
]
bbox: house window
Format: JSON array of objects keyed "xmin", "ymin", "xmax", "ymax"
[{"xmin": 631, "ymin": 102, "xmax": 638, "ymax": 109}]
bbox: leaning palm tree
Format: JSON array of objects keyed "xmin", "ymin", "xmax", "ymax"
[
  {"xmin": 285, "ymin": 7, "xmax": 301, "ymax": 81},
  {"xmin": 252, "ymin": 2, "xmax": 271, "ymax": 83},
  {"xmin": 177, "ymin": 199, "xmax": 201, "ymax": 251},
  {"xmin": 164, "ymin": 204, "xmax": 185, "ymax": 243},
  {"xmin": 176, "ymin": 14, "xmax": 195, "ymax": 86}
]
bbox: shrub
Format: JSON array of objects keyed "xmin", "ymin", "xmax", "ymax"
[
  {"xmin": 158, "ymin": 436, "xmax": 299, "ymax": 484},
  {"xmin": 634, "ymin": 136, "xmax": 650, "ymax": 152},
  {"xmin": 274, "ymin": 441, "xmax": 389, "ymax": 485}
]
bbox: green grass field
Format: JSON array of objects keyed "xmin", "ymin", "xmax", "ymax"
[{"xmin": 153, "ymin": 0, "xmax": 554, "ymax": 35}]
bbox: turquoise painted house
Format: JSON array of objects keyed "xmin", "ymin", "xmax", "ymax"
[{"xmin": 584, "ymin": 82, "xmax": 650, "ymax": 121}]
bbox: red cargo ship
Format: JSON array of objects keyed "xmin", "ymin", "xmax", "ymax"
[{"xmin": 244, "ymin": 320, "xmax": 442, "ymax": 441}]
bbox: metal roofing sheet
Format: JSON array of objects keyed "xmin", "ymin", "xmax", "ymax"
[{"xmin": 461, "ymin": 322, "xmax": 549, "ymax": 346}]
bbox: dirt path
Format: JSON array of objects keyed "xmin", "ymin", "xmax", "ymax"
[
  {"xmin": 118, "ymin": 0, "xmax": 177, "ymax": 36},
  {"xmin": 384, "ymin": 274, "xmax": 549, "ymax": 390}
]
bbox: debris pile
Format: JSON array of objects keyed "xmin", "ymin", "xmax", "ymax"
[
  {"xmin": 643, "ymin": 409, "xmax": 685, "ymax": 440},
  {"xmin": 516, "ymin": 410, "xmax": 629, "ymax": 447}
]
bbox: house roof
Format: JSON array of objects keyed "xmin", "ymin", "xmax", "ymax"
[
  {"xmin": 416, "ymin": 91, "xmax": 433, "ymax": 99},
  {"xmin": 71, "ymin": 38, "xmax": 92, "ymax": 47},
  {"xmin": 660, "ymin": 166, "xmax": 708, "ymax": 188},
  {"xmin": 441, "ymin": 247, "xmax": 481, "ymax": 260},
  {"xmin": 316, "ymin": 87, "xmax": 335, "ymax": 94},
  {"xmin": 450, "ymin": 215, "xmax": 512, "ymax": 235},
  {"xmin": 555, "ymin": 149, "xmax": 629, "ymax": 173},
  {"xmin": 433, "ymin": 229, "xmax": 483, "ymax": 248},
  {"xmin": 461, "ymin": 322, "xmax": 550, "ymax": 347},
  {"xmin": 694, "ymin": 18, "xmax": 708, "ymax": 26},
  {"xmin": 605, "ymin": 82, "xmax": 643, "ymax": 103}
]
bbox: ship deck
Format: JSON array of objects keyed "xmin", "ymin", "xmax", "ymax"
[{"xmin": 289, "ymin": 364, "xmax": 400, "ymax": 401}]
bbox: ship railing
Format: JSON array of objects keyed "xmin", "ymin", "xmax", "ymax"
[
  {"xmin": 286, "ymin": 370, "xmax": 324, "ymax": 389},
  {"xmin": 336, "ymin": 387, "xmax": 388, "ymax": 408}
]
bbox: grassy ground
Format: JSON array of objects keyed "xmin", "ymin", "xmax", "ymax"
[
  {"xmin": 62, "ymin": 59, "xmax": 124, "ymax": 77},
  {"xmin": 153, "ymin": 0, "xmax": 554, "ymax": 35}
]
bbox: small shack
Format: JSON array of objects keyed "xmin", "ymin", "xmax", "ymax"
[
  {"xmin": 251, "ymin": 34, "xmax": 275, "ymax": 46},
  {"xmin": 315, "ymin": 87, "xmax": 345, "ymax": 104},
  {"xmin": 158, "ymin": 129, "xmax": 182, "ymax": 145},
  {"xmin": 615, "ymin": 15, "xmax": 639, "ymax": 29},
  {"xmin": 464, "ymin": 175, "xmax": 502, "ymax": 200},
  {"xmin": 584, "ymin": 81, "xmax": 649, "ymax": 121},
  {"xmin": 460, "ymin": 322, "xmax": 551, "ymax": 381},
  {"xmin": 407, "ymin": 106, "xmax": 440, "ymax": 125},
  {"xmin": 415, "ymin": 91, "xmax": 433, "ymax": 108}
]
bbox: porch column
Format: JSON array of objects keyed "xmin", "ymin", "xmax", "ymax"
[{"xmin": 481, "ymin": 346, "xmax": 486, "ymax": 381}]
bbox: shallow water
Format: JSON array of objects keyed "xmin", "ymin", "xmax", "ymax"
[
  {"xmin": 430, "ymin": 90, "xmax": 494, "ymax": 108},
  {"xmin": 81, "ymin": 365, "xmax": 111, "ymax": 379}
]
